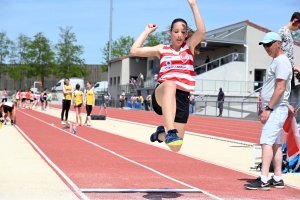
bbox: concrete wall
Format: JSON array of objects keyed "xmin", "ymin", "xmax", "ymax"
[
  {"xmin": 121, "ymin": 58, "xmax": 130, "ymax": 85},
  {"xmin": 195, "ymin": 62, "xmax": 247, "ymax": 94},
  {"xmin": 109, "ymin": 61, "xmax": 122, "ymax": 100},
  {"xmin": 129, "ymin": 58, "xmax": 147, "ymax": 79},
  {"xmin": 246, "ymin": 26, "xmax": 272, "ymax": 85}
]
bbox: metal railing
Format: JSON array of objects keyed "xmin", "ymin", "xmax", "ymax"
[
  {"xmin": 195, "ymin": 80, "xmax": 263, "ymax": 94},
  {"xmin": 194, "ymin": 53, "xmax": 245, "ymax": 75}
]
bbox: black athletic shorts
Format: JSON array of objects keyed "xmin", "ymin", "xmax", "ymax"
[
  {"xmin": 3, "ymin": 105, "xmax": 13, "ymax": 113},
  {"xmin": 152, "ymin": 84, "xmax": 190, "ymax": 123}
]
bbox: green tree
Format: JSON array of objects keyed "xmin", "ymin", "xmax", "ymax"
[
  {"xmin": 101, "ymin": 36, "xmax": 134, "ymax": 61},
  {"xmin": 8, "ymin": 34, "xmax": 31, "ymax": 88},
  {"xmin": 25, "ymin": 32, "xmax": 56, "ymax": 86},
  {"xmin": 55, "ymin": 26, "xmax": 87, "ymax": 78},
  {"xmin": 0, "ymin": 31, "xmax": 13, "ymax": 78},
  {"xmin": 143, "ymin": 30, "xmax": 171, "ymax": 47},
  {"xmin": 100, "ymin": 36, "xmax": 135, "ymax": 73}
]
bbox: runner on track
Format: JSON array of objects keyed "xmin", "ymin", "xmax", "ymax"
[{"xmin": 130, "ymin": 0, "xmax": 205, "ymax": 152}]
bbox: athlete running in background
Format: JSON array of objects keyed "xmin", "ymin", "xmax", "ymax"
[
  {"xmin": 29, "ymin": 91, "xmax": 35, "ymax": 110},
  {"xmin": 61, "ymin": 78, "xmax": 73, "ymax": 124},
  {"xmin": 15, "ymin": 90, "xmax": 20, "ymax": 109},
  {"xmin": 83, "ymin": 82, "xmax": 95, "ymax": 126},
  {"xmin": 130, "ymin": 0, "xmax": 205, "ymax": 152},
  {"xmin": 1, "ymin": 88, "xmax": 8, "ymax": 102},
  {"xmin": 0, "ymin": 101, "xmax": 16, "ymax": 125},
  {"xmin": 73, "ymin": 84, "xmax": 84, "ymax": 126}
]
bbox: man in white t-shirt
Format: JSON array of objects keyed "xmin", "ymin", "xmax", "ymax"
[{"xmin": 244, "ymin": 32, "xmax": 292, "ymax": 191}]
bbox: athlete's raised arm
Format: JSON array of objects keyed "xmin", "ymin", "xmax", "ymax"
[
  {"xmin": 186, "ymin": 0, "xmax": 206, "ymax": 53},
  {"xmin": 130, "ymin": 24, "xmax": 163, "ymax": 58}
]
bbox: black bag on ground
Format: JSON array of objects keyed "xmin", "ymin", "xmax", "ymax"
[{"xmin": 91, "ymin": 115, "xmax": 106, "ymax": 120}]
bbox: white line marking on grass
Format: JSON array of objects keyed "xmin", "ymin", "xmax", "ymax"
[
  {"xmin": 19, "ymin": 110, "xmax": 223, "ymax": 200},
  {"xmin": 14, "ymin": 124, "xmax": 89, "ymax": 200}
]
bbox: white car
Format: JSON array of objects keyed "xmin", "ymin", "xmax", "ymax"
[{"xmin": 52, "ymin": 78, "xmax": 85, "ymax": 92}]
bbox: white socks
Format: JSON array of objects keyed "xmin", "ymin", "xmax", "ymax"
[
  {"xmin": 260, "ymin": 175, "xmax": 282, "ymax": 183},
  {"xmin": 260, "ymin": 175, "xmax": 268, "ymax": 183},
  {"xmin": 273, "ymin": 175, "xmax": 282, "ymax": 182}
]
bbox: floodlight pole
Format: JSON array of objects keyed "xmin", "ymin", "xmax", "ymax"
[{"xmin": 107, "ymin": 0, "xmax": 113, "ymax": 93}]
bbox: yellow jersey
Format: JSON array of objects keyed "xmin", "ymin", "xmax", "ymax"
[
  {"xmin": 64, "ymin": 85, "xmax": 73, "ymax": 100},
  {"xmin": 85, "ymin": 89, "xmax": 94, "ymax": 105},
  {"xmin": 74, "ymin": 90, "xmax": 83, "ymax": 106}
]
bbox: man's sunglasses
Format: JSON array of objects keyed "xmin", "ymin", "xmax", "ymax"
[{"xmin": 263, "ymin": 40, "xmax": 276, "ymax": 48}]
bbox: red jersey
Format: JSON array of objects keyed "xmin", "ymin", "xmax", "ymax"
[{"xmin": 158, "ymin": 42, "xmax": 195, "ymax": 91}]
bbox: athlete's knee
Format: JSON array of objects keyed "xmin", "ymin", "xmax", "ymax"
[{"xmin": 169, "ymin": 145, "xmax": 182, "ymax": 153}]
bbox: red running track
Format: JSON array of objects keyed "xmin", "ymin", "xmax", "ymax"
[
  {"xmin": 15, "ymin": 109, "xmax": 300, "ymax": 199},
  {"xmin": 53, "ymin": 106, "xmax": 263, "ymax": 143}
]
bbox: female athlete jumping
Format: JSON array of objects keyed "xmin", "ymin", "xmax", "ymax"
[{"xmin": 130, "ymin": 0, "xmax": 205, "ymax": 152}]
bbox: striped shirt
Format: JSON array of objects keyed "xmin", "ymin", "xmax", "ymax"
[{"xmin": 158, "ymin": 42, "xmax": 195, "ymax": 91}]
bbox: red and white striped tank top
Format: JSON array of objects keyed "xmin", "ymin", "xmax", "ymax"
[{"xmin": 158, "ymin": 42, "xmax": 195, "ymax": 91}]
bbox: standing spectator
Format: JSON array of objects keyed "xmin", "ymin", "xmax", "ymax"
[
  {"xmin": 119, "ymin": 92, "xmax": 126, "ymax": 109},
  {"xmin": 47, "ymin": 92, "xmax": 52, "ymax": 109},
  {"xmin": 73, "ymin": 83, "xmax": 83, "ymax": 126},
  {"xmin": 189, "ymin": 94, "xmax": 195, "ymax": 114},
  {"xmin": 25, "ymin": 89, "xmax": 31, "ymax": 109},
  {"xmin": 61, "ymin": 78, "xmax": 73, "ymax": 124},
  {"xmin": 15, "ymin": 90, "xmax": 20, "ymax": 108},
  {"xmin": 108, "ymin": 93, "xmax": 111, "ymax": 107},
  {"xmin": 278, "ymin": 12, "xmax": 300, "ymax": 91},
  {"xmin": 84, "ymin": 82, "xmax": 95, "ymax": 126},
  {"xmin": 41, "ymin": 89, "xmax": 48, "ymax": 111},
  {"xmin": 233, "ymin": 49, "xmax": 238, "ymax": 61},
  {"xmin": 29, "ymin": 91, "xmax": 34, "ymax": 110},
  {"xmin": 137, "ymin": 73, "xmax": 144, "ymax": 88},
  {"xmin": 1, "ymin": 88, "xmax": 8, "ymax": 102},
  {"xmin": 153, "ymin": 74, "xmax": 158, "ymax": 87},
  {"xmin": 244, "ymin": 32, "xmax": 292, "ymax": 190},
  {"xmin": 21, "ymin": 90, "xmax": 26, "ymax": 108},
  {"xmin": 138, "ymin": 94, "xmax": 144, "ymax": 110},
  {"xmin": 217, "ymin": 87, "xmax": 225, "ymax": 117},
  {"xmin": 205, "ymin": 55, "xmax": 210, "ymax": 63}
]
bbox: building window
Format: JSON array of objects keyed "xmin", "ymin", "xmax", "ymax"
[
  {"xmin": 117, "ymin": 76, "xmax": 120, "ymax": 84},
  {"xmin": 149, "ymin": 60, "xmax": 153, "ymax": 70},
  {"xmin": 110, "ymin": 77, "xmax": 112, "ymax": 85},
  {"xmin": 114, "ymin": 77, "xmax": 116, "ymax": 85}
]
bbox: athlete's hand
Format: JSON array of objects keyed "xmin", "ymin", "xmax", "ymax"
[
  {"xmin": 187, "ymin": 0, "xmax": 197, "ymax": 6},
  {"xmin": 145, "ymin": 24, "xmax": 158, "ymax": 34},
  {"xmin": 260, "ymin": 110, "xmax": 271, "ymax": 124},
  {"xmin": 288, "ymin": 105, "xmax": 296, "ymax": 117}
]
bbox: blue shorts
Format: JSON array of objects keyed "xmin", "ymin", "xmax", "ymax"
[{"xmin": 260, "ymin": 105, "xmax": 288, "ymax": 145}]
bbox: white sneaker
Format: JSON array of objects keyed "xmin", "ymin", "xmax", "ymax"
[{"xmin": 61, "ymin": 121, "xmax": 66, "ymax": 125}]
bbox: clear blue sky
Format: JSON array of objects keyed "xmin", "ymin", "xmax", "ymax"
[{"xmin": 1, "ymin": 0, "xmax": 299, "ymax": 64}]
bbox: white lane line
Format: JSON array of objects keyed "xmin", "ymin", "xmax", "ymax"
[
  {"xmin": 14, "ymin": 124, "xmax": 89, "ymax": 200},
  {"xmin": 47, "ymin": 108, "xmax": 300, "ymax": 191},
  {"xmin": 18, "ymin": 110, "xmax": 223, "ymax": 200}
]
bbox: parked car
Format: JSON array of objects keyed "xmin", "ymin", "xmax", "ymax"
[
  {"xmin": 92, "ymin": 81, "xmax": 108, "ymax": 93},
  {"xmin": 51, "ymin": 78, "xmax": 85, "ymax": 92}
]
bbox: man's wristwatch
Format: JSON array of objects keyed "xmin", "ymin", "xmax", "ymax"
[{"xmin": 265, "ymin": 106, "xmax": 273, "ymax": 112}]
